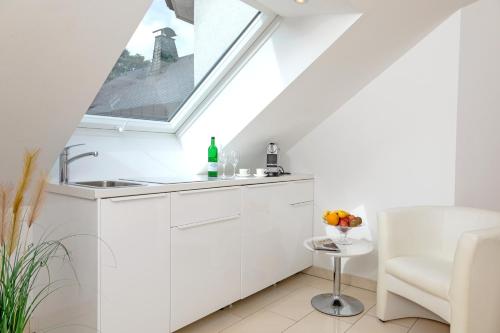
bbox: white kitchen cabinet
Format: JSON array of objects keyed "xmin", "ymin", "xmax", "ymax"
[
  {"xmin": 37, "ymin": 176, "xmax": 314, "ymax": 333},
  {"xmin": 241, "ymin": 181, "xmax": 313, "ymax": 298},
  {"xmin": 34, "ymin": 192, "xmax": 171, "ymax": 333},
  {"xmin": 100, "ymin": 194, "xmax": 170, "ymax": 333},
  {"xmin": 170, "ymin": 187, "xmax": 241, "ymax": 332}
]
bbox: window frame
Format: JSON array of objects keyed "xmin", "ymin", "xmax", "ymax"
[{"xmin": 78, "ymin": 7, "xmax": 277, "ymax": 134}]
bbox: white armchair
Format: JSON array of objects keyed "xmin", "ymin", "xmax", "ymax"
[{"xmin": 377, "ymin": 206, "xmax": 500, "ymax": 333}]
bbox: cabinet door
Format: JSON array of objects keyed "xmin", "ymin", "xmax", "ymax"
[
  {"xmin": 100, "ymin": 194, "xmax": 170, "ymax": 333},
  {"xmin": 242, "ymin": 181, "xmax": 314, "ymax": 298},
  {"xmin": 280, "ymin": 180, "xmax": 314, "ymax": 279},
  {"xmin": 241, "ymin": 182, "xmax": 289, "ymax": 298},
  {"xmin": 171, "ymin": 216, "xmax": 241, "ymax": 331},
  {"xmin": 279, "ymin": 200, "xmax": 314, "ymax": 280}
]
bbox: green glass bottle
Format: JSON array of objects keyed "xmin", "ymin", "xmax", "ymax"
[{"xmin": 208, "ymin": 137, "xmax": 218, "ymax": 178}]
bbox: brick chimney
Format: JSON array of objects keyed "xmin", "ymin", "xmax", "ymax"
[{"xmin": 150, "ymin": 27, "xmax": 178, "ymax": 73}]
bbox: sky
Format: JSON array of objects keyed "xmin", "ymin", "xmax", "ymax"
[{"xmin": 126, "ymin": 0, "xmax": 195, "ymax": 60}]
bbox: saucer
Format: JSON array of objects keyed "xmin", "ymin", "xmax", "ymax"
[
  {"xmin": 254, "ymin": 174, "xmax": 266, "ymax": 178},
  {"xmin": 236, "ymin": 173, "xmax": 252, "ymax": 177}
]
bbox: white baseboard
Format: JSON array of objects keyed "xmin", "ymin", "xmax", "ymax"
[{"xmin": 303, "ymin": 266, "xmax": 377, "ymax": 292}]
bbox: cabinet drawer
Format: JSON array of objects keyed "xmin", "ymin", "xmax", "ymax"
[
  {"xmin": 171, "ymin": 187, "xmax": 241, "ymax": 227},
  {"xmin": 287, "ymin": 180, "xmax": 314, "ymax": 205}
]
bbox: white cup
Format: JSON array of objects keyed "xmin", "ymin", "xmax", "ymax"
[
  {"xmin": 239, "ymin": 168, "xmax": 250, "ymax": 176},
  {"xmin": 255, "ymin": 168, "xmax": 266, "ymax": 176}
]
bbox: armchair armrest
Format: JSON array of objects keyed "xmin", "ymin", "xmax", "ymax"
[{"xmin": 449, "ymin": 227, "xmax": 500, "ymax": 333}]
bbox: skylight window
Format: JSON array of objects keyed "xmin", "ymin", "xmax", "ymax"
[{"xmin": 83, "ymin": 0, "xmax": 262, "ymax": 128}]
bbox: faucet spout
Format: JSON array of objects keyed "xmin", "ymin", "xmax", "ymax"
[
  {"xmin": 67, "ymin": 151, "xmax": 99, "ymax": 164},
  {"xmin": 59, "ymin": 144, "xmax": 99, "ymax": 184}
]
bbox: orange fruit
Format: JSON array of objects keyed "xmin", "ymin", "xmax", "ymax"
[{"xmin": 325, "ymin": 213, "xmax": 339, "ymax": 226}]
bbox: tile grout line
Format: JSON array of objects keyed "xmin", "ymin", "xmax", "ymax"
[
  {"xmin": 218, "ymin": 278, "xmax": 308, "ymax": 333},
  {"xmin": 208, "ymin": 273, "xmax": 348, "ymax": 332},
  {"xmin": 343, "ymin": 304, "xmax": 376, "ymax": 331},
  {"xmin": 273, "ymin": 306, "xmax": 316, "ymax": 331},
  {"xmin": 217, "ymin": 315, "xmax": 243, "ymax": 333},
  {"xmin": 407, "ymin": 318, "xmax": 419, "ymax": 333},
  {"xmin": 301, "ymin": 272, "xmax": 376, "ymax": 293},
  {"xmin": 279, "ymin": 310, "xmax": 307, "ymax": 333},
  {"xmin": 229, "ymin": 284, "xmax": 297, "ymax": 319},
  {"xmin": 221, "ymin": 309, "xmax": 298, "ymax": 333},
  {"xmin": 216, "ymin": 275, "xmax": 305, "ymax": 332}
]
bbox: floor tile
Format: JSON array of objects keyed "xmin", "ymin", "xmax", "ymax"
[
  {"xmin": 367, "ymin": 305, "xmax": 417, "ymax": 328},
  {"xmin": 346, "ymin": 315, "xmax": 409, "ymax": 333},
  {"xmin": 175, "ymin": 309, "xmax": 242, "ymax": 333},
  {"xmin": 338, "ymin": 286, "xmax": 377, "ymax": 324},
  {"xmin": 278, "ymin": 273, "xmax": 340, "ymax": 292},
  {"xmin": 221, "ymin": 310, "xmax": 294, "ymax": 333},
  {"xmin": 230, "ymin": 285, "xmax": 293, "ymax": 318},
  {"xmin": 276, "ymin": 273, "xmax": 314, "ymax": 292},
  {"xmin": 343, "ymin": 286, "xmax": 376, "ymax": 305},
  {"xmin": 284, "ymin": 311, "xmax": 351, "ymax": 333},
  {"xmin": 296, "ymin": 273, "xmax": 338, "ymax": 291},
  {"xmin": 409, "ymin": 319, "xmax": 450, "ymax": 333},
  {"xmin": 266, "ymin": 286, "xmax": 323, "ymax": 320}
]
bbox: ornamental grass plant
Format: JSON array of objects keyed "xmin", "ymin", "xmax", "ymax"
[{"xmin": 0, "ymin": 150, "xmax": 72, "ymax": 333}]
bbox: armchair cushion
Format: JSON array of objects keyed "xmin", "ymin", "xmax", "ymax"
[{"xmin": 385, "ymin": 256, "xmax": 453, "ymax": 300}]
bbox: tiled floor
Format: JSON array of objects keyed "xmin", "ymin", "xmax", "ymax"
[{"xmin": 175, "ymin": 273, "xmax": 450, "ymax": 333}]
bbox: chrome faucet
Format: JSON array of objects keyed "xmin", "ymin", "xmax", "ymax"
[{"xmin": 59, "ymin": 144, "xmax": 99, "ymax": 184}]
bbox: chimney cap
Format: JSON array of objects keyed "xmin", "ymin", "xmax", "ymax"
[{"xmin": 153, "ymin": 27, "xmax": 177, "ymax": 38}]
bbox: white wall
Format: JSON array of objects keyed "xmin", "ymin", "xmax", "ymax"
[
  {"xmin": 51, "ymin": 128, "xmax": 190, "ymax": 182},
  {"xmin": 186, "ymin": 0, "xmax": 472, "ymax": 174},
  {"xmin": 0, "ymin": 0, "xmax": 151, "ymax": 183},
  {"xmin": 455, "ymin": 0, "xmax": 500, "ymax": 211},
  {"xmin": 287, "ymin": 13, "xmax": 462, "ymax": 280}
]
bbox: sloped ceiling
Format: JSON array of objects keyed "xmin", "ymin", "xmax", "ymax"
[
  {"xmin": 223, "ymin": 0, "xmax": 476, "ymax": 168},
  {"xmin": 0, "ymin": 0, "xmax": 152, "ymax": 183}
]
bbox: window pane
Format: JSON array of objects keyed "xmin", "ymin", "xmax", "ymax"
[{"xmin": 87, "ymin": 0, "xmax": 258, "ymax": 122}]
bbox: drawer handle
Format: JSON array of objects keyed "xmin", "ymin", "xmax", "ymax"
[
  {"xmin": 176, "ymin": 187, "xmax": 239, "ymax": 195},
  {"xmin": 291, "ymin": 179, "xmax": 314, "ymax": 184},
  {"xmin": 290, "ymin": 201, "xmax": 313, "ymax": 207},
  {"xmin": 110, "ymin": 193, "xmax": 168, "ymax": 202},
  {"xmin": 245, "ymin": 182, "xmax": 286, "ymax": 189},
  {"xmin": 175, "ymin": 214, "xmax": 240, "ymax": 230}
]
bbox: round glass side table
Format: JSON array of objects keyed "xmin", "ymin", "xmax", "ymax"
[{"xmin": 304, "ymin": 237, "xmax": 374, "ymax": 317}]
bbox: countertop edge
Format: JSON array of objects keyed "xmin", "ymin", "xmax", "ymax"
[{"xmin": 47, "ymin": 174, "xmax": 315, "ymax": 200}]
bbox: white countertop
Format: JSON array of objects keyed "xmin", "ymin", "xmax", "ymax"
[{"xmin": 47, "ymin": 174, "xmax": 314, "ymax": 200}]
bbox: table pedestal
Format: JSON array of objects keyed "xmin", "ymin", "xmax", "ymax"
[{"xmin": 311, "ymin": 257, "xmax": 364, "ymax": 317}]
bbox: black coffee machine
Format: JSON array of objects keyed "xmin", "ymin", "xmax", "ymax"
[{"xmin": 266, "ymin": 142, "xmax": 289, "ymax": 177}]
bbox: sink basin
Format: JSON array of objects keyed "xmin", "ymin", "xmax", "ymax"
[{"xmin": 70, "ymin": 180, "xmax": 144, "ymax": 188}]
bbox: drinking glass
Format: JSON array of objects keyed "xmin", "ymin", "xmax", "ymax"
[
  {"xmin": 219, "ymin": 149, "xmax": 228, "ymax": 179},
  {"xmin": 230, "ymin": 151, "xmax": 240, "ymax": 178}
]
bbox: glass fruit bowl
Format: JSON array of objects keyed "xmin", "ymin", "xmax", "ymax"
[
  {"xmin": 322, "ymin": 220, "xmax": 363, "ymax": 245},
  {"xmin": 322, "ymin": 211, "xmax": 363, "ymax": 245}
]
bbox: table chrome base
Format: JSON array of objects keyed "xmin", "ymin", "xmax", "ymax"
[{"xmin": 311, "ymin": 293, "xmax": 364, "ymax": 317}]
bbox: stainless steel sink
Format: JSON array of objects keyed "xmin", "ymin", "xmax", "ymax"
[{"xmin": 70, "ymin": 180, "xmax": 144, "ymax": 188}]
